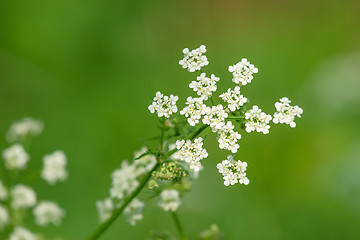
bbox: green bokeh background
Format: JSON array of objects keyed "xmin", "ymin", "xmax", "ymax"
[{"xmin": 1, "ymin": 0, "xmax": 360, "ymax": 239}]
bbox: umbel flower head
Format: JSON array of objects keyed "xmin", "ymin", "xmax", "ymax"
[
  {"xmin": 174, "ymin": 137, "xmax": 208, "ymax": 172},
  {"xmin": 245, "ymin": 105, "xmax": 272, "ymax": 134},
  {"xmin": 228, "ymin": 58, "xmax": 258, "ymax": 86},
  {"xmin": 41, "ymin": 150, "xmax": 68, "ymax": 185},
  {"xmin": 2, "ymin": 144, "xmax": 30, "ymax": 170},
  {"xmin": 158, "ymin": 189, "xmax": 181, "ymax": 212},
  {"xmin": 217, "ymin": 155, "xmax": 249, "ymax": 186},
  {"xmin": 33, "ymin": 201, "xmax": 66, "ymax": 227},
  {"xmin": 220, "ymin": 86, "xmax": 247, "ymax": 112},
  {"xmin": 189, "ymin": 73, "xmax": 219, "ymax": 100},
  {"xmin": 6, "ymin": 117, "xmax": 43, "ymax": 143},
  {"xmin": 11, "ymin": 184, "xmax": 37, "ymax": 210},
  {"xmin": 273, "ymin": 97, "xmax": 303, "ymax": 127},
  {"xmin": 180, "ymin": 97, "xmax": 207, "ymax": 126},
  {"xmin": 148, "ymin": 91, "xmax": 179, "ymax": 118},
  {"xmin": 179, "ymin": 45, "xmax": 209, "ymax": 72},
  {"xmin": 9, "ymin": 226, "xmax": 36, "ymax": 240}
]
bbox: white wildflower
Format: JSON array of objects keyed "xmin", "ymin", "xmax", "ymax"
[
  {"xmin": 11, "ymin": 184, "xmax": 37, "ymax": 210},
  {"xmin": 217, "ymin": 122, "xmax": 241, "ymax": 153},
  {"xmin": 133, "ymin": 147, "xmax": 157, "ymax": 176},
  {"xmin": 0, "ymin": 205, "xmax": 10, "ymax": 230},
  {"xmin": 96, "ymin": 198, "xmax": 114, "ymax": 223},
  {"xmin": 41, "ymin": 150, "xmax": 68, "ymax": 185},
  {"xmin": 2, "ymin": 144, "xmax": 30, "ymax": 170},
  {"xmin": 6, "ymin": 117, "xmax": 43, "ymax": 143},
  {"xmin": 273, "ymin": 97, "xmax": 303, "ymax": 128},
  {"xmin": 217, "ymin": 155, "xmax": 249, "ymax": 186},
  {"xmin": 9, "ymin": 226, "xmax": 36, "ymax": 240},
  {"xmin": 0, "ymin": 180, "xmax": 8, "ymax": 201},
  {"xmin": 179, "ymin": 45, "xmax": 209, "ymax": 72},
  {"xmin": 148, "ymin": 91, "xmax": 179, "ymax": 118},
  {"xmin": 228, "ymin": 58, "xmax": 258, "ymax": 86},
  {"xmin": 245, "ymin": 105, "xmax": 272, "ymax": 134},
  {"xmin": 174, "ymin": 137, "xmax": 208, "ymax": 172},
  {"xmin": 159, "ymin": 189, "xmax": 181, "ymax": 212},
  {"xmin": 110, "ymin": 161, "xmax": 139, "ymax": 199},
  {"xmin": 202, "ymin": 105, "xmax": 228, "ymax": 132},
  {"xmin": 219, "ymin": 86, "xmax": 247, "ymax": 111},
  {"xmin": 180, "ymin": 97, "xmax": 207, "ymax": 126},
  {"xmin": 189, "ymin": 73, "xmax": 219, "ymax": 100},
  {"xmin": 33, "ymin": 201, "xmax": 66, "ymax": 227},
  {"xmin": 124, "ymin": 198, "xmax": 145, "ymax": 226}
]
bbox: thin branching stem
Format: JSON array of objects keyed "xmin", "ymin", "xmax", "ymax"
[{"xmin": 171, "ymin": 211, "xmax": 188, "ymax": 240}]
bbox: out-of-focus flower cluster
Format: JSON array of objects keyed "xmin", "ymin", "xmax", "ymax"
[{"xmin": 0, "ymin": 117, "xmax": 67, "ymax": 239}]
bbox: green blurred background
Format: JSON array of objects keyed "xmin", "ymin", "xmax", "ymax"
[{"xmin": 1, "ymin": 0, "xmax": 360, "ymax": 239}]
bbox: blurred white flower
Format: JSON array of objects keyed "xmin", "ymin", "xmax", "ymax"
[
  {"xmin": 245, "ymin": 105, "xmax": 272, "ymax": 134},
  {"xmin": 96, "ymin": 198, "xmax": 114, "ymax": 223},
  {"xmin": 159, "ymin": 189, "xmax": 181, "ymax": 212},
  {"xmin": 174, "ymin": 137, "xmax": 208, "ymax": 172},
  {"xmin": 228, "ymin": 58, "xmax": 258, "ymax": 86},
  {"xmin": 9, "ymin": 226, "xmax": 36, "ymax": 240},
  {"xmin": 2, "ymin": 144, "xmax": 30, "ymax": 170},
  {"xmin": 110, "ymin": 161, "xmax": 139, "ymax": 199},
  {"xmin": 11, "ymin": 184, "xmax": 37, "ymax": 210},
  {"xmin": 219, "ymin": 86, "xmax": 247, "ymax": 111},
  {"xmin": 6, "ymin": 117, "xmax": 43, "ymax": 143},
  {"xmin": 124, "ymin": 198, "xmax": 145, "ymax": 226},
  {"xmin": 179, "ymin": 45, "xmax": 209, "ymax": 72},
  {"xmin": 273, "ymin": 97, "xmax": 303, "ymax": 128},
  {"xmin": 189, "ymin": 73, "xmax": 219, "ymax": 100},
  {"xmin": 33, "ymin": 201, "xmax": 66, "ymax": 227},
  {"xmin": 133, "ymin": 147, "xmax": 157, "ymax": 176},
  {"xmin": 41, "ymin": 150, "xmax": 68, "ymax": 185},
  {"xmin": 180, "ymin": 97, "xmax": 207, "ymax": 126},
  {"xmin": 0, "ymin": 204, "xmax": 10, "ymax": 230},
  {"xmin": 202, "ymin": 105, "xmax": 228, "ymax": 132},
  {"xmin": 148, "ymin": 91, "xmax": 179, "ymax": 118},
  {"xmin": 0, "ymin": 180, "xmax": 8, "ymax": 201},
  {"xmin": 217, "ymin": 155, "xmax": 249, "ymax": 186}
]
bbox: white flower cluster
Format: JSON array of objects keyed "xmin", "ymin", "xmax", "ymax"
[
  {"xmin": 158, "ymin": 189, "xmax": 181, "ymax": 212},
  {"xmin": 180, "ymin": 97, "xmax": 207, "ymax": 126},
  {"xmin": 0, "ymin": 118, "xmax": 67, "ymax": 238},
  {"xmin": 189, "ymin": 73, "xmax": 219, "ymax": 100},
  {"xmin": 33, "ymin": 201, "xmax": 66, "ymax": 226},
  {"xmin": 174, "ymin": 137, "xmax": 208, "ymax": 172},
  {"xmin": 97, "ymin": 147, "xmax": 155, "ymax": 225},
  {"xmin": 41, "ymin": 150, "xmax": 68, "ymax": 185},
  {"xmin": 11, "ymin": 184, "xmax": 37, "ymax": 210},
  {"xmin": 217, "ymin": 155, "xmax": 249, "ymax": 186},
  {"xmin": 96, "ymin": 198, "xmax": 114, "ymax": 223},
  {"xmin": 179, "ymin": 45, "xmax": 209, "ymax": 72},
  {"xmin": 217, "ymin": 122, "xmax": 241, "ymax": 153},
  {"xmin": 202, "ymin": 105, "xmax": 228, "ymax": 132},
  {"xmin": 0, "ymin": 205, "xmax": 9, "ymax": 230},
  {"xmin": 228, "ymin": 58, "xmax": 258, "ymax": 86},
  {"xmin": 148, "ymin": 91, "xmax": 179, "ymax": 118},
  {"xmin": 6, "ymin": 117, "xmax": 43, "ymax": 143},
  {"xmin": 2, "ymin": 144, "xmax": 30, "ymax": 170},
  {"xmin": 124, "ymin": 198, "xmax": 145, "ymax": 226},
  {"xmin": 273, "ymin": 97, "xmax": 303, "ymax": 128},
  {"xmin": 9, "ymin": 226, "xmax": 36, "ymax": 240},
  {"xmin": 245, "ymin": 105, "xmax": 272, "ymax": 134},
  {"xmin": 219, "ymin": 86, "xmax": 247, "ymax": 111}
]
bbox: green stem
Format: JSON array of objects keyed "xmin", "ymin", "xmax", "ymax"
[
  {"xmin": 226, "ymin": 116, "xmax": 245, "ymax": 120},
  {"xmin": 87, "ymin": 162, "xmax": 161, "ymax": 240},
  {"xmin": 87, "ymin": 124, "xmax": 208, "ymax": 240},
  {"xmin": 210, "ymin": 96, "xmax": 215, "ymax": 106},
  {"xmin": 171, "ymin": 211, "xmax": 187, "ymax": 240}
]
